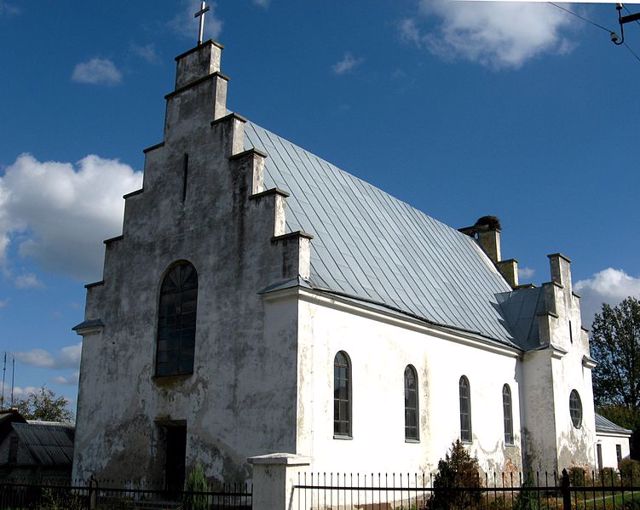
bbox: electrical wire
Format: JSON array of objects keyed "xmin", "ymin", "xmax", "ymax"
[
  {"xmin": 549, "ymin": 2, "xmax": 640, "ymax": 66},
  {"xmin": 624, "ymin": 42, "xmax": 640, "ymax": 63},
  {"xmin": 548, "ymin": 2, "xmax": 614, "ymax": 34}
]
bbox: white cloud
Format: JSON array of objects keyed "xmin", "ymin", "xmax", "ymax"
[
  {"xmin": 0, "ymin": 153, "xmax": 142, "ymax": 281},
  {"xmin": 575, "ymin": 268, "xmax": 640, "ymax": 327},
  {"xmin": 402, "ymin": 1, "xmax": 575, "ymax": 69},
  {"xmin": 52, "ymin": 371, "xmax": 80, "ymax": 386},
  {"xmin": 14, "ymin": 349, "xmax": 55, "ymax": 368},
  {"xmin": 518, "ymin": 266, "xmax": 535, "ymax": 280},
  {"xmin": 253, "ymin": 0, "xmax": 270, "ymax": 7},
  {"xmin": 11, "ymin": 386, "xmax": 40, "ymax": 399},
  {"xmin": 15, "ymin": 342, "xmax": 82, "ymax": 370},
  {"xmin": 132, "ymin": 43, "xmax": 159, "ymax": 64},
  {"xmin": 332, "ymin": 53, "xmax": 363, "ymax": 75},
  {"xmin": 14, "ymin": 272, "xmax": 43, "ymax": 289},
  {"xmin": 170, "ymin": 0, "xmax": 222, "ymax": 41},
  {"xmin": 72, "ymin": 58, "xmax": 123, "ymax": 86}
]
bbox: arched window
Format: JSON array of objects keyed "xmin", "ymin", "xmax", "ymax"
[
  {"xmin": 156, "ymin": 261, "xmax": 198, "ymax": 377},
  {"xmin": 459, "ymin": 376, "xmax": 472, "ymax": 443},
  {"xmin": 404, "ymin": 365, "xmax": 419, "ymax": 441},
  {"xmin": 570, "ymin": 390, "xmax": 582, "ymax": 428},
  {"xmin": 334, "ymin": 351, "xmax": 351, "ymax": 437},
  {"xmin": 503, "ymin": 384, "xmax": 514, "ymax": 445}
]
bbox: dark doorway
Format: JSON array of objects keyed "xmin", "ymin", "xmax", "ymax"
[{"xmin": 165, "ymin": 424, "xmax": 187, "ymax": 494}]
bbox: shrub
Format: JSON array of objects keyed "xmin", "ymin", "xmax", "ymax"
[
  {"xmin": 184, "ymin": 463, "xmax": 209, "ymax": 510},
  {"xmin": 620, "ymin": 459, "xmax": 640, "ymax": 486},
  {"xmin": 568, "ymin": 467, "xmax": 588, "ymax": 487},
  {"xmin": 512, "ymin": 474, "xmax": 539, "ymax": 510},
  {"xmin": 598, "ymin": 467, "xmax": 619, "ymax": 485},
  {"xmin": 428, "ymin": 440, "xmax": 483, "ymax": 510}
]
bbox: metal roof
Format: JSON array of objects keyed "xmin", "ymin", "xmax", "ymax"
[
  {"xmin": 12, "ymin": 422, "xmax": 75, "ymax": 466},
  {"xmin": 245, "ymin": 122, "xmax": 518, "ymax": 347},
  {"xmin": 496, "ymin": 287, "xmax": 544, "ymax": 350},
  {"xmin": 595, "ymin": 413, "xmax": 632, "ymax": 435}
]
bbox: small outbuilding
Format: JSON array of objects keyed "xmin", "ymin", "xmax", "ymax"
[
  {"xmin": 0, "ymin": 412, "xmax": 74, "ymax": 484},
  {"xmin": 595, "ymin": 413, "xmax": 632, "ymax": 470}
]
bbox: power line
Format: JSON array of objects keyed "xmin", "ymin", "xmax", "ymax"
[
  {"xmin": 548, "ymin": 2, "xmax": 614, "ymax": 34},
  {"xmin": 624, "ymin": 42, "xmax": 640, "ymax": 63},
  {"xmin": 549, "ymin": 2, "xmax": 640, "ymax": 67}
]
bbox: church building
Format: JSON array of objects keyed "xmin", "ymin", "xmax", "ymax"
[{"xmin": 72, "ymin": 36, "xmax": 630, "ymax": 489}]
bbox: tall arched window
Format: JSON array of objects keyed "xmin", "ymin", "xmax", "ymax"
[
  {"xmin": 334, "ymin": 351, "xmax": 351, "ymax": 437},
  {"xmin": 503, "ymin": 384, "xmax": 514, "ymax": 445},
  {"xmin": 156, "ymin": 261, "xmax": 198, "ymax": 377},
  {"xmin": 404, "ymin": 365, "xmax": 419, "ymax": 441},
  {"xmin": 459, "ymin": 376, "xmax": 472, "ymax": 443}
]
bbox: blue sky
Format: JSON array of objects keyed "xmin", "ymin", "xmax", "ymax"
[{"xmin": 1, "ymin": 0, "xmax": 639, "ymax": 414}]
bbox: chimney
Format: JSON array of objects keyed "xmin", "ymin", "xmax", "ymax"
[
  {"xmin": 460, "ymin": 216, "xmax": 520, "ymax": 289},
  {"xmin": 497, "ymin": 259, "xmax": 519, "ymax": 289},
  {"xmin": 548, "ymin": 253, "xmax": 572, "ymax": 294},
  {"xmin": 474, "ymin": 216, "xmax": 502, "ymax": 264}
]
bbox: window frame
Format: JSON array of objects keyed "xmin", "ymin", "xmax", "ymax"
[
  {"xmin": 155, "ymin": 261, "xmax": 199, "ymax": 378},
  {"xmin": 404, "ymin": 365, "xmax": 419, "ymax": 442},
  {"xmin": 333, "ymin": 351, "xmax": 352, "ymax": 438},
  {"xmin": 502, "ymin": 384, "xmax": 514, "ymax": 445},
  {"xmin": 459, "ymin": 376, "xmax": 472, "ymax": 443},
  {"xmin": 569, "ymin": 390, "xmax": 583, "ymax": 429}
]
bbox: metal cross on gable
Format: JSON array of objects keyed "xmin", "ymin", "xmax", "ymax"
[{"xmin": 194, "ymin": 1, "xmax": 210, "ymax": 45}]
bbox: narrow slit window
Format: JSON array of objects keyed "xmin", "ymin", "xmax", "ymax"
[
  {"xmin": 459, "ymin": 376, "xmax": 472, "ymax": 443},
  {"xmin": 404, "ymin": 365, "xmax": 419, "ymax": 441},
  {"xmin": 503, "ymin": 384, "xmax": 514, "ymax": 445},
  {"xmin": 182, "ymin": 153, "xmax": 189, "ymax": 202}
]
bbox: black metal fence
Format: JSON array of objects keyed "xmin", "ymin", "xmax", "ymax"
[
  {"xmin": 294, "ymin": 469, "xmax": 640, "ymax": 510},
  {"xmin": 0, "ymin": 480, "xmax": 252, "ymax": 510}
]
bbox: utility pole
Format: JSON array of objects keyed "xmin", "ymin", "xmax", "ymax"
[{"xmin": 1, "ymin": 352, "xmax": 6, "ymax": 410}]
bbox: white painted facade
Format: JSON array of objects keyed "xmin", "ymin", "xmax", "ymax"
[
  {"xmin": 596, "ymin": 433, "xmax": 630, "ymax": 469},
  {"xmin": 72, "ymin": 39, "xmax": 625, "ymax": 487}
]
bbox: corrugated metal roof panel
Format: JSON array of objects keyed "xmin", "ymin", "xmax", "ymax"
[
  {"xmin": 245, "ymin": 122, "xmax": 518, "ymax": 347},
  {"xmin": 13, "ymin": 422, "xmax": 74, "ymax": 466}
]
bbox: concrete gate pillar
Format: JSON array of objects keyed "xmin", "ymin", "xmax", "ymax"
[{"xmin": 248, "ymin": 453, "xmax": 311, "ymax": 510}]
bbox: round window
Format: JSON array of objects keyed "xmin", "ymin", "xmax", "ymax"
[{"xmin": 570, "ymin": 390, "xmax": 582, "ymax": 428}]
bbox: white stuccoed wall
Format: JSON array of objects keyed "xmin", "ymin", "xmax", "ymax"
[
  {"xmin": 596, "ymin": 433, "xmax": 630, "ymax": 469},
  {"xmin": 293, "ymin": 290, "xmax": 523, "ymax": 476}
]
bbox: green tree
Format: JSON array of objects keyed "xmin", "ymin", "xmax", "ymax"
[
  {"xmin": 429, "ymin": 440, "xmax": 482, "ymax": 510},
  {"xmin": 15, "ymin": 386, "xmax": 73, "ymax": 422},
  {"xmin": 590, "ymin": 297, "xmax": 640, "ymax": 458}
]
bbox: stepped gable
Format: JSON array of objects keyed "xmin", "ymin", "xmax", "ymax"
[{"xmin": 244, "ymin": 122, "xmax": 517, "ymax": 347}]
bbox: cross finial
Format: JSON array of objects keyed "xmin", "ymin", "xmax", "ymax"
[{"xmin": 194, "ymin": 1, "xmax": 210, "ymax": 45}]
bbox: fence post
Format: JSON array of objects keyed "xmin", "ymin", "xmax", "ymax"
[
  {"xmin": 248, "ymin": 453, "xmax": 311, "ymax": 510},
  {"xmin": 88, "ymin": 475, "xmax": 98, "ymax": 510},
  {"xmin": 561, "ymin": 469, "xmax": 571, "ymax": 510}
]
